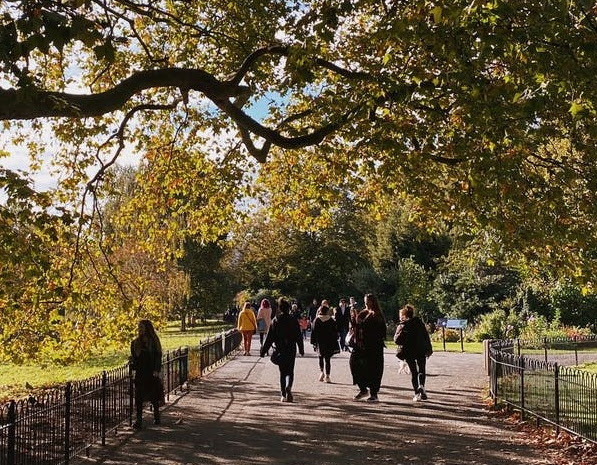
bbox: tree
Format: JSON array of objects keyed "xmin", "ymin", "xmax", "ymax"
[
  {"xmin": 1, "ymin": 0, "xmax": 596, "ymax": 284},
  {"xmin": 224, "ymin": 201, "xmax": 368, "ymax": 305}
]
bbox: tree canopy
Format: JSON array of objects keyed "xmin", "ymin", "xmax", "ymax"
[{"xmin": 0, "ymin": 0, "xmax": 597, "ymax": 290}]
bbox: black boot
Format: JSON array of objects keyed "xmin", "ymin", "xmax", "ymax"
[
  {"xmin": 133, "ymin": 413, "xmax": 143, "ymax": 429},
  {"xmin": 133, "ymin": 410, "xmax": 143, "ymax": 429},
  {"xmin": 153, "ymin": 411, "xmax": 161, "ymax": 425}
]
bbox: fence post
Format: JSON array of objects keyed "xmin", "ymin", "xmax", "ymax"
[
  {"xmin": 519, "ymin": 356, "xmax": 525, "ymax": 421},
  {"xmin": 64, "ymin": 382, "xmax": 72, "ymax": 465},
  {"xmin": 129, "ymin": 365, "xmax": 134, "ymax": 426},
  {"xmin": 7, "ymin": 400, "xmax": 16, "ymax": 465},
  {"xmin": 516, "ymin": 338, "xmax": 521, "ymax": 357},
  {"xmin": 574, "ymin": 336, "xmax": 578, "ymax": 366},
  {"xmin": 167, "ymin": 352, "xmax": 171, "ymax": 401},
  {"xmin": 101, "ymin": 371, "xmax": 107, "ymax": 446},
  {"xmin": 554, "ymin": 363, "xmax": 560, "ymax": 437},
  {"xmin": 543, "ymin": 337, "xmax": 548, "ymax": 363}
]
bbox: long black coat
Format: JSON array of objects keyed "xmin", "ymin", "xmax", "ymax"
[
  {"xmin": 261, "ymin": 313, "xmax": 305, "ymax": 360},
  {"xmin": 310, "ymin": 316, "xmax": 339, "ymax": 357},
  {"xmin": 393, "ymin": 317, "xmax": 433, "ymax": 360},
  {"xmin": 130, "ymin": 339, "xmax": 164, "ymax": 404}
]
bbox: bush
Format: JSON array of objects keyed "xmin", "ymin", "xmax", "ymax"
[
  {"xmin": 470, "ymin": 309, "xmax": 522, "ymax": 341},
  {"xmin": 431, "ymin": 328, "xmax": 461, "ymax": 342}
]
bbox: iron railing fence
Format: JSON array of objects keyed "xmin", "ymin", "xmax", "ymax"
[
  {"xmin": 0, "ymin": 329, "xmax": 241, "ymax": 465},
  {"xmin": 489, "ymin": 336, "xmax": 597, "ymax": 443}
]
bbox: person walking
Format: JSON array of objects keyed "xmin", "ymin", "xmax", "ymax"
[
  {"xmin": 256, "ymin": 298, "xmax": 273, "ymax": 349},
  {"xmin": 350, "ymin": 293, "xmax": 386, "ymax": 402},
  {"xmin": 130, "ymin": 319, "xmax": 164, "ymax": 429},
  {"xmin": 334, "ymin": 298, "xmax": 351, "ymax": 352},
  {"xmin": 260, "ymin": 297, "xmax": 305, "ymax": 402},
  {"xmin": 307, "ymin": 298, "xmax": 319, "ymax": 327},
  {"xmin": 237, "ymin": 301, "xmax": 258, "ymax": 355},
  {"xmin": 394, "ymin": 304, "xmax": 433, "ymax": 401},
  {"xmin": 311, "ymin": 304, "xmax": 339, "ymax": 383}
]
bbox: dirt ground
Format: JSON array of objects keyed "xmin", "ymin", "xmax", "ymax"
[{"xmin": 80, "ymin": 339, "xmax": 565, "ymax": 465}]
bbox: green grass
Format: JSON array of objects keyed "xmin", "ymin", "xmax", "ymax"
[
  {"xmin": 386, "ymin": 340, "xmax": 484, "ymax": 353},
  {"xmin": 578, "ymin": 362, "xmax": 597, "ymax": 373},
  {"xmin": 0, "ymin": 320, "xmax": 233, "ymax": 403}
]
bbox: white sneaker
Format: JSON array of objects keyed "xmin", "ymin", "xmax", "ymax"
[
  {"xmin": 324, "ymin": 375, "xmax": 331, "ymax": 383},
  {"xmin": 413, "ymin": 393, "xmax": 422, "ymax": 402},
  {"xmin": 419, "ymin": 386, "xmax": 428, "ymax": 400},
  {"xmin": 318, "ymin": 372, "xmax": 325, "ymax": 382}
]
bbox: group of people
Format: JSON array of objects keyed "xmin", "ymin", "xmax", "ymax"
[
  {"xmin": 250, "ymin": 294, "xmax": 432, "ymax": 404},
  {"xmin": 128, "ymin": 295, "xmax": 432, "ymax": 429}
]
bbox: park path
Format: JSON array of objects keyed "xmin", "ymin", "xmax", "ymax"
[{"xmin": 81, "ymin": 337, "xmax": 558, "ymax": 465}]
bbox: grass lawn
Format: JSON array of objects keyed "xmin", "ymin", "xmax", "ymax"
[
  {"xmin": 0, "ymin": 320, "xmax": 233, "ymax": 403},
  {"xmin": 385, "ymin": 339, "xmax": 484, "ymax": 353},
  {"xmin": 579, "ymin": 362, "xmax": 597, "ymax": 373}
]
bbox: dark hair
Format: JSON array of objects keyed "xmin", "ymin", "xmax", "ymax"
[
  {"xmin": 137, "ymin": 319, "xmax": 162, "ymax": 354},
  {"xmin": 278, "ymin": 297, "xmax": 291, "ymax": 314},
  {"xmin": 319, "ymin": 305, "xmax": 330, "ymax": 315},
  {"xmin": 260, "ymin": 298, "xmax": 271, "ymax": 309},
  {"xmin": 364, "ymin": 293, "xmax": 382, "ymax": 316}
]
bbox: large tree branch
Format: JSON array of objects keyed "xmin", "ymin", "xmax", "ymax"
[{"xmin": 0, "ymin": 68, "xmax": 247, "ymax": 120}]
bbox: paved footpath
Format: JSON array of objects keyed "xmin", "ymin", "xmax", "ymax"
[{"xmin": 81, "ymin": 338, "xmax": 558, "ymax": 465}]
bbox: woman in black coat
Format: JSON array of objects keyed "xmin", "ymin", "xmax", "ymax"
[
  {"xmin": 350, "ymin": 293, "xmax": 386, "ymax": 402},
  {"xmin": 260, "ymin": 297, "xmax": 305, "ymax": 402},
  {"xmin": 310, "ymin": 305, "xmax": 339, "ymax": 383},
  {"xmin": 394, "ymin": 304, "xmax": 433, "ymax": 401},
  {"xmin": 130, "ymin": 319, "xmax": 164, "ymax": 428}
]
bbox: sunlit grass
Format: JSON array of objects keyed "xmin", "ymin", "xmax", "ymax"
[{"xmin": 0, "ymin": 320, "xmax": 233, "ymax": 403}]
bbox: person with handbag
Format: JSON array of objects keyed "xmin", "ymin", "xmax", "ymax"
[
  {"xmin": 394, "ymin": 304, "xmax": 433, "ymax": 401},
  {"xmin": 237, "ymin": 301, "xmax": 258, "ymax": 355},
  {"xmin": 260, "ymin": 297, "xmax": 305, "ymax": 402},
  {"xmin": 130, "ymin": 319, "xmax": 164, "ymax": 429},
  {"xmin": 350, "ymin": 293, "xmax": 387, "ymax": 402},
  {"xmin": 256, "ymin": 298, "xmax": 273, "ymax": 350},
  {"xmin": 311, "ymin": 304, "xmax": 340, "ymax": 383}
]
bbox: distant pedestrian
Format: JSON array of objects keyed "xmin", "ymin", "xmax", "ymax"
[
  {"xmin": 260, "ymin": 297, "xmax": 305, "ymax": 402},
  {"xmin": 334, "ymin": 298, "xmax": 351, "ymax": 351},
  {"xmin": 307, "ymin": 298, "xmax": 319, "ymax": 326},
  {"xmin": 256, "ymin": 298, "xmax": 273, "ymax": 349},
  {"xmin": 394, "ymin": 304, "xmax": 433, "ymax": 401},
  {"xmin": 311, "ymin": 305, "xmax": 339, "ymax": 383},
  {"xmin": 237, "ymin": 301, "xmax": 258, "ymax": 356},
  {"xmin": 130, "ymin": 319, "xmax": 164, "ymax": 429},
  {"xmin": 350, "ymin": 293, "xmax": 386, "ymax": 402},
  {"xmin": 298, "ymin": 314, "xmax": 309, "ymax": 340}
]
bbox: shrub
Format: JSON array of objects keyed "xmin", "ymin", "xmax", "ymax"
[{"xmin": 431, "ymin": 328, "xmax": 461, "ymax": 343}]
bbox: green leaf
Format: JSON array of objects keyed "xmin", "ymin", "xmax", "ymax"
[
  {"xmin": 569, "ymin": 101, "xmax": 584, "ymax": 117},
  {"xmin": 431, "ymin": 6, "xmax": 443, "ymax": 24}
]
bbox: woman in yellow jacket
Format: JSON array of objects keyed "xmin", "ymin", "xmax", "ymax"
[{"xmin": 237, "ymin": 301, "xmax": 258, "ymax": 355}]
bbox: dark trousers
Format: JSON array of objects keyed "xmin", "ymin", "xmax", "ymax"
[
  {"xmin": 353, "ymin": 349, "xmax": 384, "ymax": 396},
  {"xmin": 406, "ymin": 356, "xmax": 427, "ymax": 392},
  {"xmin": 318, "ymin": 355, "xmax": 331, "ymax": 375},
  {"xmin": 338, "ymin": 327, "xmax": 349, "ymax": 350},
  {"xmin": 278, "ymin": 354, "xmax": 297, "ymax": 395}
]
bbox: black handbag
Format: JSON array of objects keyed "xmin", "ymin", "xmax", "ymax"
[
  {"xmin": 395, "ymin": 345, "xmax": 406, "ymax": 360},
  {"xmin": 270, "ymin": 348, "xmax": 282, "ymax": 365}
]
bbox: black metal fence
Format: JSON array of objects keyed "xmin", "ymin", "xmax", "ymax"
[
  {"xmin": 489, "ymin": 335, "xmax": 597, "ymax": 443},
  {"xmin": 0, "ymin": 329, "xmax": 241, "ymax": 465}
]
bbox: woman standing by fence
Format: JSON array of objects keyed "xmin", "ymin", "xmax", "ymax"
[{"xmin": 130, "ymin": 319, "xmax": 164, "ymax": 429}]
